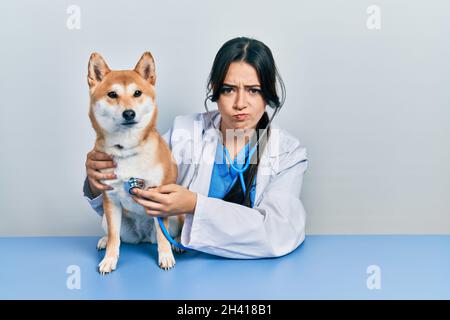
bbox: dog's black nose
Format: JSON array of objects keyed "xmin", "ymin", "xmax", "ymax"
[{"xmin": 122, "ymin": 109, "xmax": 136, "ymax": 121}]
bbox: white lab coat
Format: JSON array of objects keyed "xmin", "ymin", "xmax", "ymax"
[{"xmin": 83, "ymin": 109, "xmax": 308, "ymax": 259}]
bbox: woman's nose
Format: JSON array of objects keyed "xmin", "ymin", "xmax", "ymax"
[{"xmin": 234, "ymin": 89, "xmax": 247, "ymax": 110}]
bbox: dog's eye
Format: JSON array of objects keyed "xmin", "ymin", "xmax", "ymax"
[
  {"xmin": 133, "ymin": 90, "xmax": 142, "ymax": 98},
  {"xmin": 107, "ymin": 91, "xmax": 118, "ymax": 99}
]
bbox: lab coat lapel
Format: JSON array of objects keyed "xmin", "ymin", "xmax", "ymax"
[
  {"xmin": 254, "ymin": 123, "xmax": 283, "ymax": 206},
  {"xmin": 188, "ymin": 111, "xmax": 221, "ymax": 196}
]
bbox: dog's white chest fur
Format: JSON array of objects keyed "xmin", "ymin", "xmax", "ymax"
[{"xmin": 102, "ymin": 139, "xmax": 164, "ymax": 215}]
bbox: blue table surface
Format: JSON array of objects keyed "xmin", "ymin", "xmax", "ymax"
[{"xmin": 0, "ymin": 235, "xmax": 449, "ymax": 300}]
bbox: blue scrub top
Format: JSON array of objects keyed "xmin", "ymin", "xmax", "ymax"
[{"xmin": 207, "ymin": 140, "xmax": 256, "ymax": 208}]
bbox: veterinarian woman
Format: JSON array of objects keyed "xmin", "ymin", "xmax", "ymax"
[{"xmin": 83, "ymin": 37, "xmax": 308, "ymax": 259}]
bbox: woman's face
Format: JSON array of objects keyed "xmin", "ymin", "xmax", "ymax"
[{"xmin": 217, "ymin": 62, "xmax": 266, "ymax": 136}]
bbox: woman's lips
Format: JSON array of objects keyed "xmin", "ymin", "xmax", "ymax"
[{"xmin": 233, "ymin": 114, "xmax": 249, "ymax": 121}]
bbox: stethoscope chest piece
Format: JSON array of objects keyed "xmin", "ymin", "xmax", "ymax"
[{"xmin": 124, "ymin": 177, "xmax": 146, "ymax": 195}]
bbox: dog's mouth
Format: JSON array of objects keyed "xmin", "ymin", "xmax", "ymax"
[{"xmin": 121, "ymin": 121, "xmax": 138, "ymax": 127}]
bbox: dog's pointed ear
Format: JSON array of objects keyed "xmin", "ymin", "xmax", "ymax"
[
  {"xmin": 134, "ymin": 52, "xmax": 156, "ymax": 85},
  {"xmin": 88, "ymin": 53, "xmax": 111, "ymax": 89}
]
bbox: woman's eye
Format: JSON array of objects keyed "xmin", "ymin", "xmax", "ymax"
[
  {"xmin": 107, "ymin": 91, "xmax": 118, "ymax": 99},
  {"xmin": 220, "ymin": 87, "xmax": 234, "ymax": 94},
  {"xmin": 249, "ymin": 88, "xmax": 261, "ymax": 94},
  {"xmin": 133, "ymin": 90, "xmax": 142, "ymax": 98}
]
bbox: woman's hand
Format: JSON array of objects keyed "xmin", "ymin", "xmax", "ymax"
[
  {"xmin": 131, "ymin": 184, "xmax": 197, "ymax": 217},
  {"xmin": 85, "ymin": 149, "xmax": 117, "ymax": 197}
]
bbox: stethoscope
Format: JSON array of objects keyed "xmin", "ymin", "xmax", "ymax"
[
  {"xmin": 222, "ymin": 138, "xmax": 257, "ymax": 195},
  {"xmin": 128, "ymin": 97, "xmax": 280, "ymax": 252}
]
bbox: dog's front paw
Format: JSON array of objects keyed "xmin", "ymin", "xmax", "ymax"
[
  {"xmin": 158, "ymin": 251, "xmax": 176, "ymax": 270},
  {"xmin": 97, "ymin": 236, "xmax": 108, "ymax": 250},
  {"xmin": 98, "ymin": 255, "xmax": 118, "ymax": 275}
]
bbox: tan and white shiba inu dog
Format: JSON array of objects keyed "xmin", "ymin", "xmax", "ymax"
[{"xmin": 87, "ymin": 52, "xmax": 183, "ymax": 274}]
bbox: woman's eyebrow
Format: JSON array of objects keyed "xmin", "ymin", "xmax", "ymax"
[{"xmin": 222, "ymin": 83, "xmax": 261, "ymax": 88}]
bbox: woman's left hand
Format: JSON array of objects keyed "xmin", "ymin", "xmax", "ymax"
[{"xmin": 131, "ymin": 184, "xmax": 197, "ymax": 217}]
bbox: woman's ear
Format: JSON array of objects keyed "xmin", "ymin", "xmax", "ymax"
[{"xmin": 134, "ymin": 52, "xmax": 156, "ymax": 86}]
